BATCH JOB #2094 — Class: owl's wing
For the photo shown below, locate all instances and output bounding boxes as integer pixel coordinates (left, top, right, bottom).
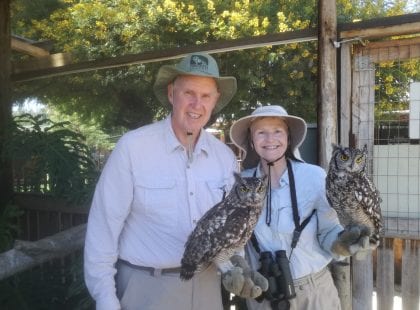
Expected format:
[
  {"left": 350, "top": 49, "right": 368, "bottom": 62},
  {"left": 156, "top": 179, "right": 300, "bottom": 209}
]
[
  {"left": 354, "top": 176, "right": 383, "bottom": 234},
  {"left": 354, "top": 178, "right": 382, "bottom": 214},
  {"left": 183, "top": 205, "right": 251, "bottom": 265}
]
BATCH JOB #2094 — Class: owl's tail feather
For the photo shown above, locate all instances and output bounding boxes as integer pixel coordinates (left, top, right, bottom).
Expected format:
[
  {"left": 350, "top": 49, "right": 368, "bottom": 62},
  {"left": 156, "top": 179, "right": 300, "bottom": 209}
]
[{"left": 180, "top": 262, "right": 196, "bottom": 281}]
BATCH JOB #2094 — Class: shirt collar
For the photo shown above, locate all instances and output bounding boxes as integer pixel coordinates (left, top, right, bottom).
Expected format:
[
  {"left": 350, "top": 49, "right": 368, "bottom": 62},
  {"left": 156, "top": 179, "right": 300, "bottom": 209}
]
[
  {"left": 255, "top": 160, "right": 291, "bottom": 188},
  {"left": 164, "top": 115, "right": 210, "bottom": 157}
]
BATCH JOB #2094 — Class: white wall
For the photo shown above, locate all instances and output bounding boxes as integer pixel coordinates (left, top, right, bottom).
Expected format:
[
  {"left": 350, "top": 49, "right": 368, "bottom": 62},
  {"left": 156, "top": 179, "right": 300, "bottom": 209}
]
[{"left": 373, "top": 144, "right": 420, "bottom": 219}]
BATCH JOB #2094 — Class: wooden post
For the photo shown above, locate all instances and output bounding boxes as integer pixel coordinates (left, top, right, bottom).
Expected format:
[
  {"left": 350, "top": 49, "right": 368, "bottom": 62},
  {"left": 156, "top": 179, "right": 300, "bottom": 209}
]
[
  {"left": 318, "top": 1, "right": 353, "bottom": 310},
  {"left": 0, "top": 0, "right": 13, "bottom": 209},
  {"left": 330, "top": 258, "right": 352, "bottom": 310},
  {"left": 376, "top": 238, "right": 395, "bottom": 310},
  {"left": 402, "top": 239, "right": 420, "bottom": 310},
  {"left": 351, "top": 53, "right": 376, "bottom": 310},
  {"left": 318, "top": 1, "right": 350, "bottom": 308},
  {"left": 339, "top": 42, "right": 352, "bottom": 147},
  {"left": 334, "top": 40, "right": 353, "bottom": 310},
  {"left": 317, "top": 0, "right": 337, "bottom": 169}
]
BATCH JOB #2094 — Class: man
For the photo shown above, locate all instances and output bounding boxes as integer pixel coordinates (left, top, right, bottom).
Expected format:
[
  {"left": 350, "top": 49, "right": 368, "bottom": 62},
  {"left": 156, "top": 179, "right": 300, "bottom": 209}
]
[{"left": 84, "top": 53, "right": 266, "bottom": 310}]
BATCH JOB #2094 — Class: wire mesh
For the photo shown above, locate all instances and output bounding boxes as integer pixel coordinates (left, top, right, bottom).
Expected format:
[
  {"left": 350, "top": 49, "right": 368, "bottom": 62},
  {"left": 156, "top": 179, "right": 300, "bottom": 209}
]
[{"left": 367, "top": 46, "right": 420, "bottom": 238}]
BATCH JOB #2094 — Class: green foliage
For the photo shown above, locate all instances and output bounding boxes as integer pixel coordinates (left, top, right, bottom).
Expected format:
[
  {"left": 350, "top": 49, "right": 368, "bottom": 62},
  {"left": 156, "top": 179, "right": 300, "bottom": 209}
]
[
  {"left": 10, "top": 0, "right": 415, "bottom": 130},
  {"left": 46, "top": 107, "right": 116, "bottom": 153},
  {"left": 0, "top": 253, "right": 94, "bottom": 310},
  {"left": 0, "top": 203, "right": 23, "bottom": 252},
  {"left": 3, "top": 114, "right": 98, "bottom": 205},
  {"left": 374, "top": 59, "right": 420, "bottom": 120},
  {"left": 11, "top": 0, "right": 325, "bottom": 129}
]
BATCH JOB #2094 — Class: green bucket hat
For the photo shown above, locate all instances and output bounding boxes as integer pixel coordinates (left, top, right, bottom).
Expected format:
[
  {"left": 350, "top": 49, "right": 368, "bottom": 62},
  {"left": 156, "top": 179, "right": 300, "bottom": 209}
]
[{"left": 153, "top": 53, "right": 237, "bottom": 114}]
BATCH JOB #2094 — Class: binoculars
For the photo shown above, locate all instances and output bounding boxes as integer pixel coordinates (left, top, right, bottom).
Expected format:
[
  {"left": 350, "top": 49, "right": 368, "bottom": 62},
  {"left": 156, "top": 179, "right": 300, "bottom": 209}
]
[{"left": 256, "top": 250, "right": 296, "bottom": 303}]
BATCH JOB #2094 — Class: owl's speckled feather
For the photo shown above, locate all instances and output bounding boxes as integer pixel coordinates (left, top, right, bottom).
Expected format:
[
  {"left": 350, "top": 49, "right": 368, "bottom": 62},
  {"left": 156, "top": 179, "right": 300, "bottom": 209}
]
[
  {"left": 180, "top": 172, "right": 267, "bottom": 280},
  {"left": 326, "top": 144, "right": 383, "bottom": 246}
]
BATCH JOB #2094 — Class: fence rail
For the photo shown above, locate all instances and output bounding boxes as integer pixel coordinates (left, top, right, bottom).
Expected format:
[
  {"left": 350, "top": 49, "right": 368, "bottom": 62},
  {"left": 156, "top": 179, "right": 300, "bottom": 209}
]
[{"left": 14, "top": 193, "right": 88, "bottom": 241}]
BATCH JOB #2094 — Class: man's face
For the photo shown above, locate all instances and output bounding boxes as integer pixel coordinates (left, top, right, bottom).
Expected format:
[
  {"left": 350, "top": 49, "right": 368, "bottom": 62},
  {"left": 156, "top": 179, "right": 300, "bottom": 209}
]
[{"left": 168, "top": 75, "right": 220, "bottom": 136}]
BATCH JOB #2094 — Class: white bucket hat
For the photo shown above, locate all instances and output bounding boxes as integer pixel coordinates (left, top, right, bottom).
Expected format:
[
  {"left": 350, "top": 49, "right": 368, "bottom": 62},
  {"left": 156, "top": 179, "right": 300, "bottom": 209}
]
[
  {"left": 153, "top": 53, "right": 237, "bottom": 114},
  {"left": 229, "top": 105, "right": 307, "bottom": 168}
]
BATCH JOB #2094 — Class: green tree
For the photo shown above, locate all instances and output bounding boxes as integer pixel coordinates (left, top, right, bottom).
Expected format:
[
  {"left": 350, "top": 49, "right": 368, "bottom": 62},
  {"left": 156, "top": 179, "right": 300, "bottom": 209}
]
[
  {"left": 10, "top": 0, "right": 318, "bottom": 131},
  {"left": 10, "top": 0, "right": 414, "bottom": 130}
]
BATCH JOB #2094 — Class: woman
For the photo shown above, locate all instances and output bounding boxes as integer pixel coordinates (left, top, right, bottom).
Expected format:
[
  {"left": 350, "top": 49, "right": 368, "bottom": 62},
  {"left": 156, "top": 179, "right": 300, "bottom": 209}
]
[{"left": 229, "top": 105, "right": 369, "bottom": 310}]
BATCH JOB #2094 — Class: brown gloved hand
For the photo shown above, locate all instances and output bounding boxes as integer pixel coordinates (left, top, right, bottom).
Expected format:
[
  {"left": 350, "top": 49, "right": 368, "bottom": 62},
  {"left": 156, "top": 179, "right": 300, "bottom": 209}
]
[
  {"left": 331, "top": 226, "right": 373, "bottom": 259},
  {"left": 221, "top": 255, "right": 268, "bottom": 299}
]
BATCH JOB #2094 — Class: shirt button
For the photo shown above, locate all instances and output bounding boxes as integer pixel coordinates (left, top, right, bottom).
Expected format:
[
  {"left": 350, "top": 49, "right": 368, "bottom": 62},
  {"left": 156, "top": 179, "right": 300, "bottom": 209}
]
[
  {"left": 187, "top": 165, "right": 190, "bottom": 169},
  {"left": 190, "top": 192, "right": 194, "bottom": 196}
]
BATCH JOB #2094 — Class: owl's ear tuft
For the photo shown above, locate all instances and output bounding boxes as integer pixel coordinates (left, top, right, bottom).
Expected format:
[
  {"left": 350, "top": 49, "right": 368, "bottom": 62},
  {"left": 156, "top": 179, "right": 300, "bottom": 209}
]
[
  {"left": 362, "top": 144, "right": 368, "bottom": 153},
  {"left": 332, "top": 143, "right": 342, "bottom": 152},
  {"left": 261, "top": 174, "right": 268, "bottom": 184},
  {"left": 233, "top": 172, "right": 243, "bottom": 183}
]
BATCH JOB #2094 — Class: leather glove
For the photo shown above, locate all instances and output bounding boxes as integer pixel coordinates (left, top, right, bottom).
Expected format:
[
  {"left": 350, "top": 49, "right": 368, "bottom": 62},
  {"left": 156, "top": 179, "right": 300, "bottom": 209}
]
[
  {"left": 331, "top": 226, "right": 373, "bottom": 260},
  {"left": 221, "top": 255, "right": 269, "bottom": 299}
]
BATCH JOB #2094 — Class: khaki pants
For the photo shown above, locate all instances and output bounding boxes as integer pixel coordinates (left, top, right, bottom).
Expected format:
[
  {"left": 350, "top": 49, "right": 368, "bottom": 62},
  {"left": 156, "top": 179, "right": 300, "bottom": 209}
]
[
  {"left": 247, "top": 267, "right": 341, "bottom": 310},
  {"left": 116, "top": 262, "right": 223, "bottom": 310}
]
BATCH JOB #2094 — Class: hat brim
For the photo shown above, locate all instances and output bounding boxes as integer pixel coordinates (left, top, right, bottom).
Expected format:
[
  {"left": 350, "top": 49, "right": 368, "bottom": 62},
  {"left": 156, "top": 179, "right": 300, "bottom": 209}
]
[
  {"left": 229, "top": 112, "right": 307, "bottom": 168},
  {"left": 153, "top": 66, "right": 237, "bottom": 115}
]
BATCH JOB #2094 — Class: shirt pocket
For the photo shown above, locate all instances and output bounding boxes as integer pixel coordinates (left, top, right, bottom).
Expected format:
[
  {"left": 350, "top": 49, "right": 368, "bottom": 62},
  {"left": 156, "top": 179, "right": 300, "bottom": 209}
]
[
  {"left": 206, "top": 179, "right": 230, "bottom": 206},
  {"left": 274, "top": 206, "right": 295, "bottom": 234},
  {"left": 133, "top": 177, "right": 178, "bottom": 227}
]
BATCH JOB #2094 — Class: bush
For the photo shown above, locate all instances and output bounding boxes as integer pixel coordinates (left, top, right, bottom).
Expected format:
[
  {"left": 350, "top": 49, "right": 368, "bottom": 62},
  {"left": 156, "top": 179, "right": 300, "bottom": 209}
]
[{"left": 3, "top": 113, "right": 99, "bottom": 205}]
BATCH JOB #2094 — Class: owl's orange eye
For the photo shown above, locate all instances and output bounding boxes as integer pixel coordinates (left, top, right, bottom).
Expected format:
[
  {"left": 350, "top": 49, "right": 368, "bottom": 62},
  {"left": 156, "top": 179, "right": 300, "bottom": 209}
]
[
  {"left": 340, "top": 154, "right": 349, "bottom": 161},
  {"left": 355, "top": 156, "right": 363, "bottom": 164},
  {"left": 240, "top": 186, "right": 249, "bottom": 192}
]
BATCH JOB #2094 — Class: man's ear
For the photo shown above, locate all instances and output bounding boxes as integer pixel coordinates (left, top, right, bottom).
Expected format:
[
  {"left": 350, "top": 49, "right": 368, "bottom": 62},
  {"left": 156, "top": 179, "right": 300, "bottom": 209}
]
[{"left": 167, "top": 83, "right": 174, "bottom": 106}]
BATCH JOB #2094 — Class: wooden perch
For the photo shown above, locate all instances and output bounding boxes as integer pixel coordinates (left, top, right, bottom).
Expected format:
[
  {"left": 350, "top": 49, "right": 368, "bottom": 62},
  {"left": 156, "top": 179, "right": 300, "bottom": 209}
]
[{"left": 0, "top": 224, "right": 86, "bottom": 281}]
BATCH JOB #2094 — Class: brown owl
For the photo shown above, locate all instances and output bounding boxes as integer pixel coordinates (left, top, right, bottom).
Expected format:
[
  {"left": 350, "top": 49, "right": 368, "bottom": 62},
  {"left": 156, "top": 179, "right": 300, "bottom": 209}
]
[
  {"left": 180, "top": 172, "right": 267, "bottom": 280},
  {"left": 326, "top": 144, "right": 383, "bottom": 248}
]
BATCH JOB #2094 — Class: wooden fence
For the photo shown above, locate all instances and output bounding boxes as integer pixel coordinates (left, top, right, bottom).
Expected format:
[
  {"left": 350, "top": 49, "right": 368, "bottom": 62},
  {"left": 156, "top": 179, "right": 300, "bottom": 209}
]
[
  {"left": 13, "top": 193, "right": 248, "bottom": 310},
  {"left": 375, "top": 236, "right": 420, "bottom": 310},
  {"left": 14, "top": 193, "right": 88, "bottom": 241},
  {"left": 13, "top": 193, "right": 420, "bottom": 310}
]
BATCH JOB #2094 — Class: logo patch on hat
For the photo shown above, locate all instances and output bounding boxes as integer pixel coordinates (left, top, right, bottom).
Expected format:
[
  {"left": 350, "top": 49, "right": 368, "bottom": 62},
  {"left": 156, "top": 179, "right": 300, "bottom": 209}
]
[{"left": 190, "top": 55, "right": 208, "bottom": 72}]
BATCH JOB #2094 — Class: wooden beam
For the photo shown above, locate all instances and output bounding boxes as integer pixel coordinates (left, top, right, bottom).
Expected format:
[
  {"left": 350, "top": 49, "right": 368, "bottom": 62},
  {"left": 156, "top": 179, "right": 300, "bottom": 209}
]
[
  {"left": 12, "top": 52, "right": 73, "bottom": 74},
  {"left": 11, "top": 37, "right": 50, "bottom": 57},
  {"left": 339, "top": 12, "right": 420, "bottom": 39},
  {"left": 11, "top": 12, "right": 420, "bottom": 82},
  {"left": 354, "top": 36, "right": 420, "bottom": 63},
  {"left": 12, "top": 28, "right": 317, "bottom": 82}
]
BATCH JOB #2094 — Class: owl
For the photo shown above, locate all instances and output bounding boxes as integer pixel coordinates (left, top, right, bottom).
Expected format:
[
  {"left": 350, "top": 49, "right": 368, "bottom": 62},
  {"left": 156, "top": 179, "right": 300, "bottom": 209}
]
[
  {"left": 180, "top": 172, "right": 267, "bottom": 280},
  {"left": 326, "top": 144, "right": 383, "bottom": 247}
]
